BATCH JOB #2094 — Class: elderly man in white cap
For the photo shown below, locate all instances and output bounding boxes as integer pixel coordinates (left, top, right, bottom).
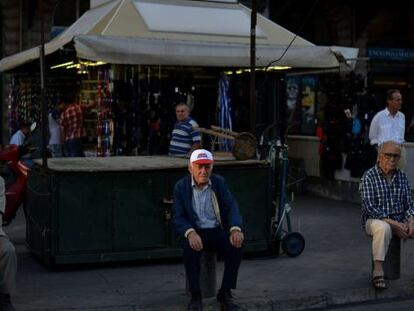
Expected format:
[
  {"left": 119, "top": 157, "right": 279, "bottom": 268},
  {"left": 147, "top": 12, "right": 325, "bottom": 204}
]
[
  {"left": 0, "top": 177, "right": 17, "bottom": 311},
  {"left": 172, "top": 149, "right": 244, "bottom": 311}
]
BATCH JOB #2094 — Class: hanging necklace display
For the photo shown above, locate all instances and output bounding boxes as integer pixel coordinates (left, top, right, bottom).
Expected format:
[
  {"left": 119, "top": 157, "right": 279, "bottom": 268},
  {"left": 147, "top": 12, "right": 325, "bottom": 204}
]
[
  {"left": 8, "top": 77, "right": 18, "bottom": 137},
  {"left": 96, "top": 67, "right": 113, "bottom": 157}
]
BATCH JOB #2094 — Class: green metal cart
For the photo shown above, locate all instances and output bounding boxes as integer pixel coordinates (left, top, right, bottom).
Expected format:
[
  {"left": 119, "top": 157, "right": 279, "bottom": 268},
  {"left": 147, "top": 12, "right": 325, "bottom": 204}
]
[{"left": 26, "top": 156, "right": 272, "bottom": 265}]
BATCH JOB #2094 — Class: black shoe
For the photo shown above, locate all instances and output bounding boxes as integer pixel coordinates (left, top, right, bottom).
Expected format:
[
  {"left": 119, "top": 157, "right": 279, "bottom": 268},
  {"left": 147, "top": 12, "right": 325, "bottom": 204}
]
[
  {"left": 187, "top": 295, "right": 202, "bottom": 311},
  {"left": 217, "top": 289, "right": 240, "bottom": 311},
  {"left": 0, "top": 294, "right": 16, "bottom": 311}
]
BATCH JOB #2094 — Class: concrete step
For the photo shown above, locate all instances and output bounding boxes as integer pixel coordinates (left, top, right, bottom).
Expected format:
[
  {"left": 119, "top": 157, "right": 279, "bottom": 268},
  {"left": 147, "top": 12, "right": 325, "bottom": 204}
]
[{"left": 303, "top": 176, "right": 361, "bottom": 204}]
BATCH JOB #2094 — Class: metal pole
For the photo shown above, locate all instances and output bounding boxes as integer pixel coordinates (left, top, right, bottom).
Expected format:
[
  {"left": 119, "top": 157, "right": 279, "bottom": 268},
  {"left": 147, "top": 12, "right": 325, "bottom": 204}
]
[
  {"left": 249, "top": 0, "right": 257, "bottom": 134},
  {"left": 19, "top": 0, "right": 23, "bottom": 51},
  {"left": 40, "top": 0, "right": 48, "bottom": 167},
  {"left": 76, "top": 0, "right": 80, "bottom": 19}
]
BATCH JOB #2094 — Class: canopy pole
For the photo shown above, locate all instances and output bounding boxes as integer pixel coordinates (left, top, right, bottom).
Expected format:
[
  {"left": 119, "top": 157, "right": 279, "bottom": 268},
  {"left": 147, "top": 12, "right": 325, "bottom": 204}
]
[
  {"left": 39, "top": 0, "right": 48, "bottom": 167},
  {"left": 249, "top": 0, "right": 257, "bottom": 135}
]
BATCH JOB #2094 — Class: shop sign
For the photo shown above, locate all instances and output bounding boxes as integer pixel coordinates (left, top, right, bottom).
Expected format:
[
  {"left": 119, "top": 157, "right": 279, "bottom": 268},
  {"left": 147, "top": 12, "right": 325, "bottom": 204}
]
[{"left": 367, "top": 47, "right": 414, "bottom": 61}]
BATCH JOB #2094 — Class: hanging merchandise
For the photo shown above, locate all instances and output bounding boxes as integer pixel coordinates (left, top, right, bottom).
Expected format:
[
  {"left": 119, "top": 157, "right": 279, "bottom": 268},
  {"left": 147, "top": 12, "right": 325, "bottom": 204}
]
[
  {"left": 186, "top": 90, "right": 195, "bottom": 112},
  {"left": 96, "top": 67, "right": 114, "bottom": 157},
  {"left": 8, "top": 78, "right": 18, "bottom": 137},
  {"left": 8, "top": 77, "right": 39, "bottom": 137},
  {"left": 300, "top": 75, "right": 316, "bottom": 134},
  {"left": 218, "top": 74, "right": 233, "bottom": 151},
  {"left": 286, "top": 76, "right": 301, "bottom": 134}
]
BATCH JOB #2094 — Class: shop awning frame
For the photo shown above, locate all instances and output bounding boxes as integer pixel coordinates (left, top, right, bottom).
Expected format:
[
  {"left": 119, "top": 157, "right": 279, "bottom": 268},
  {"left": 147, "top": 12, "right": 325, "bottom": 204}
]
[{"left": 0, "top": 0, "right": 359, "bottom": 72}]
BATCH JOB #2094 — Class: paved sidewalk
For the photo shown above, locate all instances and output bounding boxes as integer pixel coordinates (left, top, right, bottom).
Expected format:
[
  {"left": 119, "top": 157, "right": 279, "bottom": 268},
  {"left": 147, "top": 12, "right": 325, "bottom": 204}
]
[{"left": 5, "top": 196, "right": 414, "bottom": 311}]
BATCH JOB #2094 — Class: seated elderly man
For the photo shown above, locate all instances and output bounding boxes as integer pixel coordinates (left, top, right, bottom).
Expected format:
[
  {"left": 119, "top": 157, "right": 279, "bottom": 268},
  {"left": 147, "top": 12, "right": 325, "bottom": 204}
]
[
  {"left": 359, "top": 141, "right": 414, "bottom": 289},
  {"left": 172, "top": 149, "right": 244, "bottom": 311}
]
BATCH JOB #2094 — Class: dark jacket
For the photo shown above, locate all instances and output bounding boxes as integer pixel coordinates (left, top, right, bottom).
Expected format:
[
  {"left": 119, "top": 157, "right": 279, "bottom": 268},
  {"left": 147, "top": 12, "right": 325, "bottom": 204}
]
[{"left": 172, "top": 174, "right": 243, "bottom": 238}]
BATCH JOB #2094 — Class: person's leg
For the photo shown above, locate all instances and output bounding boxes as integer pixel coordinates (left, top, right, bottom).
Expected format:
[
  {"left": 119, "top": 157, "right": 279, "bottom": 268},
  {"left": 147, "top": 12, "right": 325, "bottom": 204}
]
[
  {"left": 366, "top": 219, "right": 392, "bottom": 264},
  {"left": 183, "top": 240, "right": 203, "bottom": 293},
  {"left": 0, "top": 236, "right": 17, "bottom": 310},
  {"left": 49, "top": 144, "right": 63, "bottom": 158},
  {"left": 206, "top": 228, "right": 242, "bottom": 310},
  {"left": 183, "top": 235, "right": 203, "bottom": 310},
  {"left": 365, "top": 219, "right": 392, "bottom": 288},
  {"left": 67, "top": 139, "right": 84, "bottom": 157},
  {"left": 72, "top": 138, "right": 85, "bottom": 157},
  {"left": 66, "top": 140, "right": 75, "bottom": 157},
  {"left": 214, "top": 232, "right": 242, "bottom": 291}
]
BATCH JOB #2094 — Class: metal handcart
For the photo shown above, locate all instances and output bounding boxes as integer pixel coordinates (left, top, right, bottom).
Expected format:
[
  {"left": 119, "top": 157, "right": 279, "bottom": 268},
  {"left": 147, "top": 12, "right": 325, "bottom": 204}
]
[{"left": 259, "top": 124, "right": 306, "bottom": 257}]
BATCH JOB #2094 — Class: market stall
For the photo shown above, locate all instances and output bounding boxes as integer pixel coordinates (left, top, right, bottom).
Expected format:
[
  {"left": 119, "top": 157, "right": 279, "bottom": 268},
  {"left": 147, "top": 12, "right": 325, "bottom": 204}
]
[
  {"left": 26, "top": 156, "right": 271, "bottom": 265},
  {"left": 0, "top": 0, "right": 359, "bottom": 265},
  {"left": 0, "top": 0, "right": 358, "bottom": 157}
]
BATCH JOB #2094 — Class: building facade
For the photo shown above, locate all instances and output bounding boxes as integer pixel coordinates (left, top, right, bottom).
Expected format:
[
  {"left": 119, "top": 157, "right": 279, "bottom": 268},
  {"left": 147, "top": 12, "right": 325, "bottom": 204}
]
[
  {"left": 2, "top": 0, "right": 414, "bottom": 145},
  {"left": 0, "top": 0, "right": 89, "bottom": 144}
]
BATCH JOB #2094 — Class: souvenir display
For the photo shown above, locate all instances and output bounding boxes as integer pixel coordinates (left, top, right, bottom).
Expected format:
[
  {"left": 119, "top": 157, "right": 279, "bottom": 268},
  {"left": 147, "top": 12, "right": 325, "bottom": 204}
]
[{"left": 95, "top": 68, "right": 113, "bottom": 157}]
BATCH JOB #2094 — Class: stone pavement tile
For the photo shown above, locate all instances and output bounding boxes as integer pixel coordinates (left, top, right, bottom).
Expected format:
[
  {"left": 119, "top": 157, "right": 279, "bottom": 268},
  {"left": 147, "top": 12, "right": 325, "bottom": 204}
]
[{"left": 8, "top": 196, "right": 414, "bottom": 311}]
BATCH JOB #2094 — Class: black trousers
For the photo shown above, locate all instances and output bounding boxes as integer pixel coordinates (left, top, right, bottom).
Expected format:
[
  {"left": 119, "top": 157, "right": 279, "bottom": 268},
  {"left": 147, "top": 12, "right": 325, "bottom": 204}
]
[{"left": 183, "top": 227, "right": 243, "bottom": 293}]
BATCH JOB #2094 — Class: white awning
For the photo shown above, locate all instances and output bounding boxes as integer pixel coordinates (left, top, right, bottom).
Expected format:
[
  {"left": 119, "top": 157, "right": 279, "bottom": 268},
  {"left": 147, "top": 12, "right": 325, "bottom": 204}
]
[
  {"left": 74, "top": 35, "right": 356, "bottom": 68},
  {"left": 0, "top": 0, "right": 358, "bottom": 72}
]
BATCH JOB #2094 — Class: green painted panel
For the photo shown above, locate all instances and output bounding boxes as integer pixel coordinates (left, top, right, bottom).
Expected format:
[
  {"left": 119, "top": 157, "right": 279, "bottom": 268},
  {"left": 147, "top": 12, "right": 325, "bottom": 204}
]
[
  {"left": 58, "top": 173, "right": 112, "bottom": 252},
  {"left": 26, "top": 163, "right": 272, "bottom": 265},
  {"left": 113, "top": 172, "right": 168, "bottom": 249},
  {"left": 216, "top": 167, "right": 272, "bottom": 243},
  {"left": 26, "top": 169, "right": 53, "bottom": 263}
]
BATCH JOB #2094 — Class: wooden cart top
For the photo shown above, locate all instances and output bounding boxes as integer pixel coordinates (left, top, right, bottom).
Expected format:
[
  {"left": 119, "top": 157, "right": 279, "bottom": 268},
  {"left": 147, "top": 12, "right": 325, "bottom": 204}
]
[{"left": 34, "top": 156, "right": 267, "bottom": 172}]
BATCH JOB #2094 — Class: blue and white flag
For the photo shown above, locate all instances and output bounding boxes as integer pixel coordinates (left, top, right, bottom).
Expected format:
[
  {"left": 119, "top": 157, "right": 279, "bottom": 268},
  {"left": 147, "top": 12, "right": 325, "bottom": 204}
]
[{"left": 218, "top": 75, "right": 232, "bottom": 151}]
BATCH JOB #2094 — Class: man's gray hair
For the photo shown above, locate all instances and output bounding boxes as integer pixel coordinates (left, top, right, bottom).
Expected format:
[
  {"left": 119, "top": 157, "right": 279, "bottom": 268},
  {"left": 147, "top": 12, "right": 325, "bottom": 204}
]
[
  {"left": 175, "top": 102, "right": 189, "bottom": 109},
  {"left": 378, "top": 141, "right": 401, "bottom": 154}
]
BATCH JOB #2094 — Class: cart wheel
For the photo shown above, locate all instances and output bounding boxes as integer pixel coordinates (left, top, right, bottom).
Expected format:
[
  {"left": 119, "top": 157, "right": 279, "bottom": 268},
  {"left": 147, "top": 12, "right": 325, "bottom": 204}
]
[{"left": 281, "top": 232, "right": 305, "bottom": 257}]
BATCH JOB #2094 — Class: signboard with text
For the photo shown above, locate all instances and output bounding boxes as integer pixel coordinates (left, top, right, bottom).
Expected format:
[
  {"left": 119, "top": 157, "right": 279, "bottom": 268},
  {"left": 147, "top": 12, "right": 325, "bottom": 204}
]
[{"left": 367, "top": 47, "right": 414, "bottom": 61}]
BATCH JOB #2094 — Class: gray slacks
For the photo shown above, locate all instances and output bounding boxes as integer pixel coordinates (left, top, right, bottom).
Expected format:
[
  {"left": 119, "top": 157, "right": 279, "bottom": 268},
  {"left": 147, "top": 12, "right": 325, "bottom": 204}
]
[{"left": 0, "top": 236, "right": 17, "bottom": 294}]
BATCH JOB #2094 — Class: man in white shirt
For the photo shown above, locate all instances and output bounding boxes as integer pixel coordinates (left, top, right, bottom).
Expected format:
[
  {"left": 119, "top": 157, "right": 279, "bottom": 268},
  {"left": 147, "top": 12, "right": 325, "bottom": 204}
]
[{"left": 369, "top": 89, "right": 406, "bottom": 169}]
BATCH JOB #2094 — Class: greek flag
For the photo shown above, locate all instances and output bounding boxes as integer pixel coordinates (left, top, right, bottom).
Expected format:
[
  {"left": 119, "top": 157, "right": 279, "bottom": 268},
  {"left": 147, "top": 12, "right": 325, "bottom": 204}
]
[{"left": 218, "top": 75, "right": 232, "bottom": 151}]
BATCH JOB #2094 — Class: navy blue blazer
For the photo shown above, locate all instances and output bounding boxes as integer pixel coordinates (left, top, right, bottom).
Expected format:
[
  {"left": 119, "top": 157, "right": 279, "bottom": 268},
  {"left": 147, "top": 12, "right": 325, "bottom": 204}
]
[{"left": 172, "top": 174, "right": 243, "bottom": 238}]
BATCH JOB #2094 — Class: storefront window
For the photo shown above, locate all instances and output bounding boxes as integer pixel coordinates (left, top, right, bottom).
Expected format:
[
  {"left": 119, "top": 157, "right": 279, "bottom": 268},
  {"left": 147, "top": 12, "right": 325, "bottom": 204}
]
[{"left": 286, "top": 74, "right": 317, "bottom": 135}]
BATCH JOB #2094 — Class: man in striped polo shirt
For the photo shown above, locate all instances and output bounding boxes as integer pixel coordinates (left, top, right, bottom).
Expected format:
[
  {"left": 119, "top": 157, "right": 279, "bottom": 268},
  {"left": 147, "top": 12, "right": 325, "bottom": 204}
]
[{"left": 169, "top": 103, "right": 201, "bottom": 157}]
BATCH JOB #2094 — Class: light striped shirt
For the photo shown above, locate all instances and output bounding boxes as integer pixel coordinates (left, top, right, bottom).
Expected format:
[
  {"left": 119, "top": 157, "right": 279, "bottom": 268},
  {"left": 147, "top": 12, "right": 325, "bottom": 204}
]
[
  {"left": 369, "top": 108, "right": 405, "bottom": 145},
  {"left": 191, "top": 179, "right": 219, "bottom": 229},
  {"left": 169, "top": 117, "right": 201, "bottom": 156}
]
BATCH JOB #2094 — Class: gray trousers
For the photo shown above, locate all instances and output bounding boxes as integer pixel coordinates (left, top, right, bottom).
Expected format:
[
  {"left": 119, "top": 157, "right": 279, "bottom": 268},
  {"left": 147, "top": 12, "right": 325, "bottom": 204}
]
[{"left": 0, "top": 236, "right": 17, "bottom": 294}]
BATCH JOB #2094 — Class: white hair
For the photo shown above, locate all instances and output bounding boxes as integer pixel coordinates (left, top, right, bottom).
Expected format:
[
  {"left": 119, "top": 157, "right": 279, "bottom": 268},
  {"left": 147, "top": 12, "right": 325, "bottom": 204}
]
[{"left": 378, "top": 141, "right": 401, "bottom": 154}]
